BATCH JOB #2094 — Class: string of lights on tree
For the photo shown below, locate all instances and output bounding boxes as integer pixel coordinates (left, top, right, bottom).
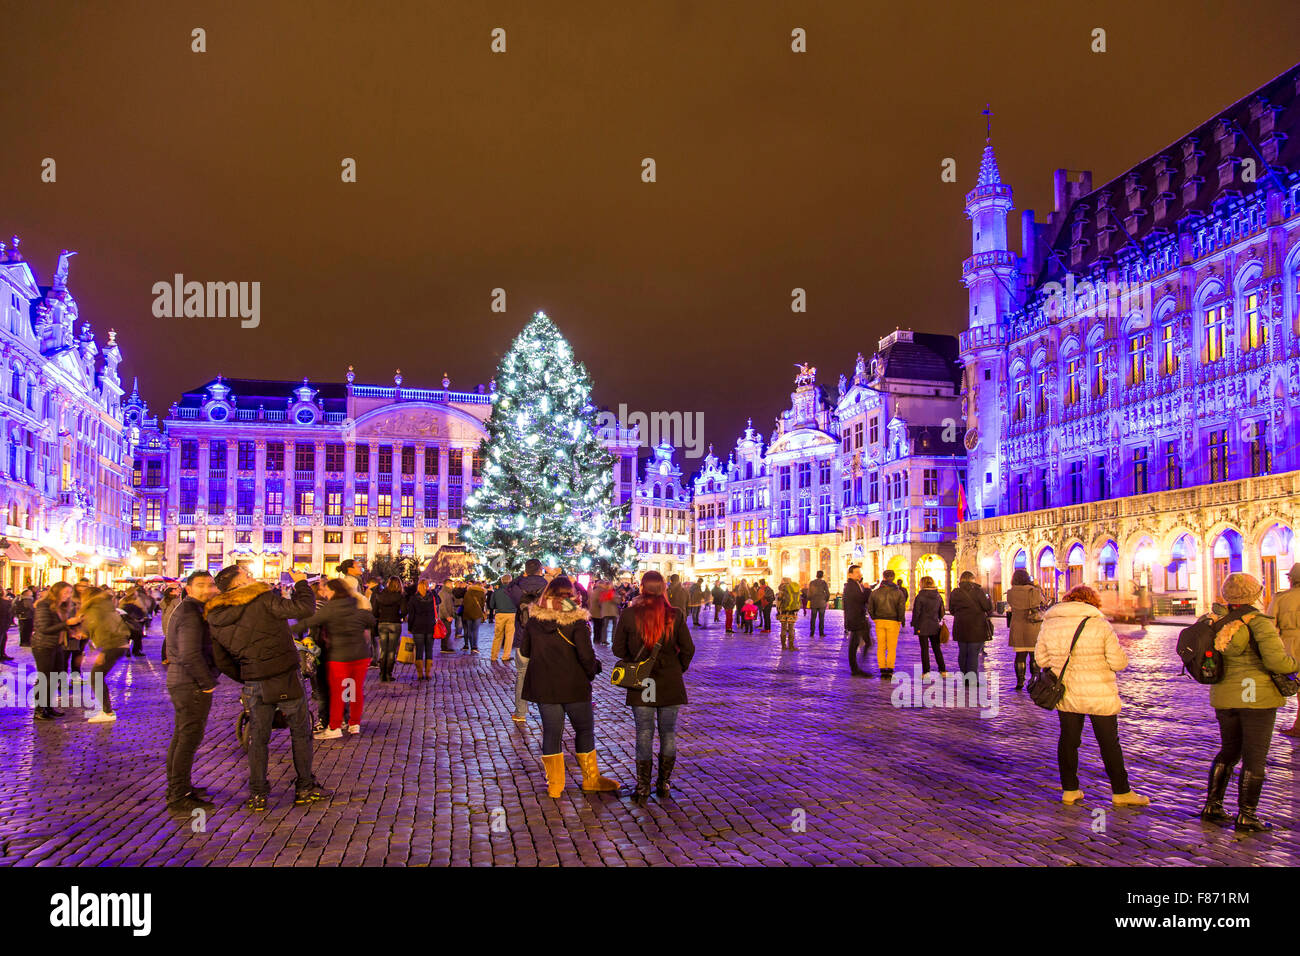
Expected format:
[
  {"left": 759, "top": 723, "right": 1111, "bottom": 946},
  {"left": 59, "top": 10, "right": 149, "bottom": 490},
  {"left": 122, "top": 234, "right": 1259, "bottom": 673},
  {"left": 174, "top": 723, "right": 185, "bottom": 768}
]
[{"left": 460, "top": 311, "right": 638, "bottom": 578}]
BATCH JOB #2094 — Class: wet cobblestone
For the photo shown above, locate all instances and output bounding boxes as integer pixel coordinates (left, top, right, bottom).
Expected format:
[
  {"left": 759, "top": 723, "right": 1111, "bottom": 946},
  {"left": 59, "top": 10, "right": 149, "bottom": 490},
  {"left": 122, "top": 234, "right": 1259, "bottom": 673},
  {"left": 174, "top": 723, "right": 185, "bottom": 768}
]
[{"left": 0, "top": 611, "right": 1296, "bottom": 866}]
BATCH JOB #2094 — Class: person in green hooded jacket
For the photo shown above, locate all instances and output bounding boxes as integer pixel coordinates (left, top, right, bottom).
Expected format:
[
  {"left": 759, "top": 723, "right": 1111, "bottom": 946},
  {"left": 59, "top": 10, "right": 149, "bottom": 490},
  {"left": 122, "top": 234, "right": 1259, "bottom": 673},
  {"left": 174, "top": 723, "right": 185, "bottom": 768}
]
[{"left": 1200, "top": 572, "right": 1299, "bottom": 832}]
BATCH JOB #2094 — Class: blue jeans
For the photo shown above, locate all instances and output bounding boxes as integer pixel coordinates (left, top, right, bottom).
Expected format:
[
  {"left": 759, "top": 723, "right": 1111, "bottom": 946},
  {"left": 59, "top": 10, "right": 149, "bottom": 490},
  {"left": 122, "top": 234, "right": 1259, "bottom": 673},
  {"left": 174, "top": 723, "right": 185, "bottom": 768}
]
[
  {"left": 808, "top": 608, "right": 826, "bottom": 634},
  {"left": 539, "top": 701, "right": 595, "bottom": 754},
  {"left": 462, "top": 616, "right": 481, "bottom": 650},
  {"left": 957, "top": 642, "right": 983, "bottom": 679},
  {"left": 633, "top": 704, "right": 681, "bottom": 762},
  {"left": 411, "top": 632, "right": 433, "bottom": 660},
  {"left": 243, "top": 679, "right": 313, "bottom": 795}
]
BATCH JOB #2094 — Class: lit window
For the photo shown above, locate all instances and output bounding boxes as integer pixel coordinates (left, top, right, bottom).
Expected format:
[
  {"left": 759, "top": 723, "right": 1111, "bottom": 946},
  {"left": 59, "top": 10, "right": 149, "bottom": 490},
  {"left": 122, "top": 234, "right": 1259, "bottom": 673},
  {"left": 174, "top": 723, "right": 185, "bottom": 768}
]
[
  {"left": 1204, "top": 305, "right": 1226, "bottom": 362},
  {"left": 1244, "top": 292, "right": 1266, "bottom": 351}
]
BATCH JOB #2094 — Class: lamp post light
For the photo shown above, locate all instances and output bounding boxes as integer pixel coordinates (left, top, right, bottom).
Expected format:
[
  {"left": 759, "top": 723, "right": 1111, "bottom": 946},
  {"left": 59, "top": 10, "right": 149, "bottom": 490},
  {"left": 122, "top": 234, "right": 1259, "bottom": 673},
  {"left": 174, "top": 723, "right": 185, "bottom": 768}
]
[
  {"left": 979, "top": 555, "right": 993, "bottom": 596},
  {"left": 1135, "top": 545, "right": 1156, "bottom": 626}
]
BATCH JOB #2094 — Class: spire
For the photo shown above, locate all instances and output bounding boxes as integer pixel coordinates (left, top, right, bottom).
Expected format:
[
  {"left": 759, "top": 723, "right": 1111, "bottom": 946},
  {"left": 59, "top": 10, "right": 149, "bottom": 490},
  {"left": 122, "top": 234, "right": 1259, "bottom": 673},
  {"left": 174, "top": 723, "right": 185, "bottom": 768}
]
[
  {"left": 977, "top": 145, "right": 1002, "bottom": 187},
  {"left": 976, "top": 104, "right": 1004, "bottom": 187}
]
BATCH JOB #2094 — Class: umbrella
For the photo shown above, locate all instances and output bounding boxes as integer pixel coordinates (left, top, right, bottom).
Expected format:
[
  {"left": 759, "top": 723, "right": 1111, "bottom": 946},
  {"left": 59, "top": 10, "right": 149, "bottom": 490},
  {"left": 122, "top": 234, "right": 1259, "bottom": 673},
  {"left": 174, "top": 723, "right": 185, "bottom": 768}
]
[{"left": 419, "top": 545, "right": 474, "bottom": 585}]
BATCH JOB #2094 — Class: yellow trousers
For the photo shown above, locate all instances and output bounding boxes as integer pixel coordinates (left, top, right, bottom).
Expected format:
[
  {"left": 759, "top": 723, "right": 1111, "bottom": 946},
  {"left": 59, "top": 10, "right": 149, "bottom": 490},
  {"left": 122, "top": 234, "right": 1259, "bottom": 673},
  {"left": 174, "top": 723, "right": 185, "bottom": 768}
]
[
  {"left": 875, "top": 620, "right": 901, "bottom": 670},
  {"left": 490, "top": 615, "right": 516, "bottom": 661}
]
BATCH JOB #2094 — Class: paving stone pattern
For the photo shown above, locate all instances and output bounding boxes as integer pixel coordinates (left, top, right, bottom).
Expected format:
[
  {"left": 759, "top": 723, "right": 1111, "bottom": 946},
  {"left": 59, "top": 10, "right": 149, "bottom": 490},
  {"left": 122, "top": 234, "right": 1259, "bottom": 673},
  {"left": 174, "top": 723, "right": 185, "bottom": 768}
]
[{"left": 0, "top": 610, "right": 1296, "bottom": 866}]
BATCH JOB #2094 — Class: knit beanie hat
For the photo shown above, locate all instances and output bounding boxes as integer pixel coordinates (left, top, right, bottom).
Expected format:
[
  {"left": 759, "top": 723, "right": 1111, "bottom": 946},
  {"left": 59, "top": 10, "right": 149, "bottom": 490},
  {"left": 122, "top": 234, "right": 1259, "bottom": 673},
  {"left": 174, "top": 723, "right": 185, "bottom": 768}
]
[{"left": 1220, "top": 572, "right": 1262, "bottom": 606}]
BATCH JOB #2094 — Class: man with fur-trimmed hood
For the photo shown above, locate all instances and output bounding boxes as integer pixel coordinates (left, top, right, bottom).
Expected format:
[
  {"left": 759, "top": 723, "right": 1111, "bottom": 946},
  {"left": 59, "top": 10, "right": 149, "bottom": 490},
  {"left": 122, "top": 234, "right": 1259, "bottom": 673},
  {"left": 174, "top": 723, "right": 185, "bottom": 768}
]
[{"left": 205, "top": 565, "right": 327, "bottom": 811}]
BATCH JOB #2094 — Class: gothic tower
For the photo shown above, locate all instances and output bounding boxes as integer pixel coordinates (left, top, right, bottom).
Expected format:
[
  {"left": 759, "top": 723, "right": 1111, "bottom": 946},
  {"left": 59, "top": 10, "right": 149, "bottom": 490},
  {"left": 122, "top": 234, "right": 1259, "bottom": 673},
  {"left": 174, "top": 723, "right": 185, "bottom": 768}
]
[{"left": 959, "top": 114, "right": 1018, "bottom": 518}]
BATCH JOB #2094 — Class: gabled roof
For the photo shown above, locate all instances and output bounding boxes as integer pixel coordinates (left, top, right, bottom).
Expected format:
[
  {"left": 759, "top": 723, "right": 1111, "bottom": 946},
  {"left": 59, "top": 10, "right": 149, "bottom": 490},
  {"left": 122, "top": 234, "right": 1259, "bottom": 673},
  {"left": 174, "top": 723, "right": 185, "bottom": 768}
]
[
  {"left": 875, "top": 332, "right": 961, "bottom": 388},
  {"left": 1037, "top": 61, "right": 1300, "bottom": 285}
]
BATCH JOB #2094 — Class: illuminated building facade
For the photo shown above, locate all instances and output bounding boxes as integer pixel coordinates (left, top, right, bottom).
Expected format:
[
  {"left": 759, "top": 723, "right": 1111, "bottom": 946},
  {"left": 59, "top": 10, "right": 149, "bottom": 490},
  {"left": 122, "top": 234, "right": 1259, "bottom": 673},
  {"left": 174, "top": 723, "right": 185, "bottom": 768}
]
[{"left": 957, "top": 64, "right": 1300, "bottom": 614}]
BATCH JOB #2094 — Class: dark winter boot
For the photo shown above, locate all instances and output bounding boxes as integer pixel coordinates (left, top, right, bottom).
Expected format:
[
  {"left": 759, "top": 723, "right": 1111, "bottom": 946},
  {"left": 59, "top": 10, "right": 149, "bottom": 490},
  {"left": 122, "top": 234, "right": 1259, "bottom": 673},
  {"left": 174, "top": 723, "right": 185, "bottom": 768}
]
[
  {"left": 1235, "top": 770, "right": 1271, "bottom": 832},
  {"left": 655, "top": 753, "right": 676, "bottom": 798},
  {"left": 1199, "top": 758, "right": 1233, "bottom": 824},
  {"left": 632, "top": 759, "right": 653, "bottom": 807}
]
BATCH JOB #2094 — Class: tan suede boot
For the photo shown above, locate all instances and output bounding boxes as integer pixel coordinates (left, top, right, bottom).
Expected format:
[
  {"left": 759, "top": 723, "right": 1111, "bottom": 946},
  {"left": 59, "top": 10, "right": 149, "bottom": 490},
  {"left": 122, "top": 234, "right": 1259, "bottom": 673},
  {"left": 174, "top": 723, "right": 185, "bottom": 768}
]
[
  {"left": 542, "top": 753, "right": 566, "bottom": 798},
  {"left": 577, "top": 750, "right": 620, "bottom": 792}
]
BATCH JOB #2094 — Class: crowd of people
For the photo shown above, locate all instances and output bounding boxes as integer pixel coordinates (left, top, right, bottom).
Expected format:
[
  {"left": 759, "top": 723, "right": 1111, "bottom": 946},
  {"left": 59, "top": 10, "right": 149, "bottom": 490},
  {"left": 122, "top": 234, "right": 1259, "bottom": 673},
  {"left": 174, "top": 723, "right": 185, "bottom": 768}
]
[{"left": 5, "top": 557, "right": 1299, "bottom": 834}]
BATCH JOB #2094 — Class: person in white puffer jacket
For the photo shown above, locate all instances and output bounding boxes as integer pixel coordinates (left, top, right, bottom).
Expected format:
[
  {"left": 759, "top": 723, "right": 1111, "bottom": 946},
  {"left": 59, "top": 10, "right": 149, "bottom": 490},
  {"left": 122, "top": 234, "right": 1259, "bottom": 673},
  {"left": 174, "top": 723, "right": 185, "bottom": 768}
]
[{"left": 1034, "top": 585, "right": 1149, "bottom": 808}]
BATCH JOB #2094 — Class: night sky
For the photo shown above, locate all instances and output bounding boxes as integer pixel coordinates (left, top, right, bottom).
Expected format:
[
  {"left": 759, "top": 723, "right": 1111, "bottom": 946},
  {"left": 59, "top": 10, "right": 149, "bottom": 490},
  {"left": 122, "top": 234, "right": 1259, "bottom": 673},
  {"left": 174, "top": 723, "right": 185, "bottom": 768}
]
[{"left": 3, "top": 1, "right": 1296, "bottom": 466}]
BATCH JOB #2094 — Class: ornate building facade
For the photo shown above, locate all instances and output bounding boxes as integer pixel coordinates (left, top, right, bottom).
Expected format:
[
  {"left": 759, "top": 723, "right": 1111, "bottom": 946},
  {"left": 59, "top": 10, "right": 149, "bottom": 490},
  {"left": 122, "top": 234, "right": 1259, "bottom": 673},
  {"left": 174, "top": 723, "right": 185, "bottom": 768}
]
[
  {"left": 957, "top": 63, "right": 1300, "bottom": 615},
  {"left": 766, "top": 368, "right": 845, "bottom": 591},
  {"left": 690, "top": 446, "right": 729, "bottom": 581},
  {"left": 148, "top": 371, "right": 641, "bottom": 578},
  {"left": 0, "top": 242, "right": 133, "bottom": 589},
  {"left": 837, "top": 333, "right": 966, "bottom": 594},
  {"left": 630, "top": 441, "right": 692, "bottom": 579}
]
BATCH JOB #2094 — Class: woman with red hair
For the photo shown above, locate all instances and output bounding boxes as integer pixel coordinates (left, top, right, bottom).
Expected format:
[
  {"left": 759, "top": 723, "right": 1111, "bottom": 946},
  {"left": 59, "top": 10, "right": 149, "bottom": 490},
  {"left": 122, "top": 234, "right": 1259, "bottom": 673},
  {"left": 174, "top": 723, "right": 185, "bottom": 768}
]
[
  {"left": 612, "top": 570, "right": 696, "bottom": 806},
  {"left": 1034, "top": 585, "right": 1148, "bottom": 808}
]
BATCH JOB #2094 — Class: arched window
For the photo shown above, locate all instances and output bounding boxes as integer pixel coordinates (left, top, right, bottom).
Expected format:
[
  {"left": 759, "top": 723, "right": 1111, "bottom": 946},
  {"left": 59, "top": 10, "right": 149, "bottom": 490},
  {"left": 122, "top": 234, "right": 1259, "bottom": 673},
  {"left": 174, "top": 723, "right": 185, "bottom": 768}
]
[
  {"left": 10, "top": 367, "right": 20, "bottom": 399},
  {"left": 745, "top": 462, "right": 754, "bottom": 480},
  {"left": 1128, "top": 327, "right": 1150, "bottom": 385},
  {"left": 1098, "top": 541, "right": 1119, "bottom": 581},
  {"left": 1241, "top": 276, "right": 1266, "bottom": 352},
  {"left": 1203, "top": 291, "right": 1227, "bottom": 363},
  {"left": 1012, "top": 374, "right": 1028, "bottom": 422}
]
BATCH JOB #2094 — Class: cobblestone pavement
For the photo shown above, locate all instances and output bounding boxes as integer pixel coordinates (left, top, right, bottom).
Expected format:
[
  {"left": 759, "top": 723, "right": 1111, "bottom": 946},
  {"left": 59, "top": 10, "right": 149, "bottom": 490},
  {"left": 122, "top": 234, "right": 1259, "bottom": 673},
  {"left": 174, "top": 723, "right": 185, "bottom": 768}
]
[{"left": 0, "top": 610, "right": 1297, "bottom": 866}]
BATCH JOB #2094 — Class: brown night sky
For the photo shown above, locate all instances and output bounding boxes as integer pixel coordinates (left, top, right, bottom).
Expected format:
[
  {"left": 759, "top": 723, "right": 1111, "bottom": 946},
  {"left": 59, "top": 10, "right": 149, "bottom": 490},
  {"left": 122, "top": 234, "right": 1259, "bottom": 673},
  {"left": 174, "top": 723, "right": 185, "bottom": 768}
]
[{"left": 2, "top": 1, "right": 1297, "bottom": 462}]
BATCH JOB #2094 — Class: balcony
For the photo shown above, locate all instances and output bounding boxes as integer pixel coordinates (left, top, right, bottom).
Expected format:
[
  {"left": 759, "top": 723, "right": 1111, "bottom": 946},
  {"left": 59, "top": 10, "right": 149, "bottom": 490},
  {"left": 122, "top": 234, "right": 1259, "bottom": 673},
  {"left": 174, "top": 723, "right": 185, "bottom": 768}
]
[
  {"left": 401, "top": 517, "right": 415, "bottom": 528},
  {"left": 324, "top": 515, "right": 344, "bottom": 527}
]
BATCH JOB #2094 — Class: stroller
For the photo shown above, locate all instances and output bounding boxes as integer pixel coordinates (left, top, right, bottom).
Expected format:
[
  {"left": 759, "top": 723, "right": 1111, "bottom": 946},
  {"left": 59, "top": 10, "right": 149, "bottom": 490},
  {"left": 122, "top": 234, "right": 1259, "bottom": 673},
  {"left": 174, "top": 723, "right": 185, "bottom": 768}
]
[{"left": 235, "top": 637, "right": 321, "bottom": 751}]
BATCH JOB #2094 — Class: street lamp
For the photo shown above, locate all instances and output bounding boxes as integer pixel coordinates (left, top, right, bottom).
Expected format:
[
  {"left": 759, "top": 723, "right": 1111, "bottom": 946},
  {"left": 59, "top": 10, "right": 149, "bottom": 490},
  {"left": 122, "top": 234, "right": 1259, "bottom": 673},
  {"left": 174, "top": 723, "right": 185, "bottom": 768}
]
[{"left": 979, "top": 555, "right": 993, "bottom": 595}]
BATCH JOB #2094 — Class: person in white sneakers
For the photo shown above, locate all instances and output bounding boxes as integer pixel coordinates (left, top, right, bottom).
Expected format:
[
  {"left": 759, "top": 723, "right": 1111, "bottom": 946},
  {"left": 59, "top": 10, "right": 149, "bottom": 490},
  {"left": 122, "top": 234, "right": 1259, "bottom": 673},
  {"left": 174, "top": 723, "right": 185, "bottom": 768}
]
[
  {"left": 1034, "top": 585, "right": 1148, "bottom": 808},
  {"left": 290, "top": 579, "right": 377, "bottom": 740},
  {"left": 79, "top": 587, "right": 134, "bottom": 723}
]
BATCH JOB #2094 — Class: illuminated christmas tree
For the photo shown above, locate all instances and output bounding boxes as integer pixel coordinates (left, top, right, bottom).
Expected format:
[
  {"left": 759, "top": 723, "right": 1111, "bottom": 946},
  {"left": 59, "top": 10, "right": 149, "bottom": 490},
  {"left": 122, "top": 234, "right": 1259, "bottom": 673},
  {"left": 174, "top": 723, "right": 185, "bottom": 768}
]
[{"left": 461, "top": 311, "right": 637, "bottom": 578}]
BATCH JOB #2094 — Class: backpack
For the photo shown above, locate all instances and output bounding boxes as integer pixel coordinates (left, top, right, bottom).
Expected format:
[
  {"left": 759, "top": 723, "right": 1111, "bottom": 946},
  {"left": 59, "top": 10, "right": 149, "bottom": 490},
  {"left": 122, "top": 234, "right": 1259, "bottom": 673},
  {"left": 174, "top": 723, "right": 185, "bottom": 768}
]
[{"left": 1176, "top": 607, "right": 1250, "bottom": 684}]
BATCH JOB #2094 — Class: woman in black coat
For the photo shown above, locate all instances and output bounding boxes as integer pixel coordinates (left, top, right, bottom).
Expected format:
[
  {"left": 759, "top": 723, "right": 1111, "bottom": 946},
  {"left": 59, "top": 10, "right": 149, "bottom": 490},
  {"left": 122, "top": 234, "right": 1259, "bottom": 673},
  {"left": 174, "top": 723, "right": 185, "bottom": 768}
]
[
  {"left": 518, "top": 575, "right": 619, "bottom": 798},
  {"left": 612, "top": 570, "right": 696, "bottom": 805},
  {"left": 291, "top": 580, "right": 377, "bottom": 738},
  {"left": 32, "top": 582, "right": 75, "bottom": 719},
  {"left": 405, "top": 580, "right": 438, "bottom": 682},
  {"left": 370, "top": 578, "right": 406, "bottom": 682},
  {"left": 948, "top": 571, "right": 993, "bottom": 679},
  {"left": 910, "top": 576, "right": 947, "bottom": 676}
]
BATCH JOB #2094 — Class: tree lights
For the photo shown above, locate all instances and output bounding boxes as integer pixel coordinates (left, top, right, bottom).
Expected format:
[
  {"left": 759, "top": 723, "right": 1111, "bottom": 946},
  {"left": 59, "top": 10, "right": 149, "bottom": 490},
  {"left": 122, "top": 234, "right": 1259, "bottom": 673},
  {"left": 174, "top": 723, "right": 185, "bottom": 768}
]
[{"left": 460, "top": 312, "right": 637, "bottom": 578}]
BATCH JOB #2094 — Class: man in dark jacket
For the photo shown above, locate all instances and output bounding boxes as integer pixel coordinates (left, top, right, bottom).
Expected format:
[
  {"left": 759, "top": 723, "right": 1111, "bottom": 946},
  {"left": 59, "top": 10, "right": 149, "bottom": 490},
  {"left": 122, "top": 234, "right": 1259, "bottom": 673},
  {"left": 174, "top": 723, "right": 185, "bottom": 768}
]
[
  {"left": 867, "top": 569, "right": 907, "bottom": 678},
  {"left": 505, "top": 558, "right": 548, "bottom": 723},
  {"left": 710, "top": 582, "right": 725, "bottom": 623},
  {"left": 165, "top": 571, "right": 221, "bottom": 814},
  {"left": 807, "top": 570, "right": 830, "bottom": 637},
  {"left": 205, "top": 565, "right": 327, "bottom": 811},
  {"left": 843, "top": 565, "right": 873, "bottom": 677}
]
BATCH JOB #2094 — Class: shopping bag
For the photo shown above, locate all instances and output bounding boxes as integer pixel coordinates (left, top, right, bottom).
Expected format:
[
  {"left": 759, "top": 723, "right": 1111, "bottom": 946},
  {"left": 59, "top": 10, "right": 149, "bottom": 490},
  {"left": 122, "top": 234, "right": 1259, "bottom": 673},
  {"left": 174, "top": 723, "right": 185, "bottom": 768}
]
[{"left": 396, "top": 635, "right": 416, "bottom": 664}]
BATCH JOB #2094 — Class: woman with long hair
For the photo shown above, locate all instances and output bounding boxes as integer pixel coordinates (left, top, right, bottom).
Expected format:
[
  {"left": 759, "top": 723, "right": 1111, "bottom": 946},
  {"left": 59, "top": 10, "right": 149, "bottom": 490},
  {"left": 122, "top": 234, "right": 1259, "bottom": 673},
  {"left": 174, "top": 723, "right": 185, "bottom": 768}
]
[
  {"left": 371, "top": 576, "right": 406, "bottom": 682},
  {"left": 1007, "top": 568, "right": 1046, "bottom": 690},
  {"left": 518, "top": 575, "right": 618, "bottom": 798},
  {"left": 612, "top": 570, "right": 696, "bottom": 805},
  {"left": 291, "top": 579, "right": 378, "bottom": 738},
  {"left": 32, "top": 582, "right": 75, "bottom": 719},
  {"left": 1034, "top": 585, "right": 1148, "bottom": 807}
]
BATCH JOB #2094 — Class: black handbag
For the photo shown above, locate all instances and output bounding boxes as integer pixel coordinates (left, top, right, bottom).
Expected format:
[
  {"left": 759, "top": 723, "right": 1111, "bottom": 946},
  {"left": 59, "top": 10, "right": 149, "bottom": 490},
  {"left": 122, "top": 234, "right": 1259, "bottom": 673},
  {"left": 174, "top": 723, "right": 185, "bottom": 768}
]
[
  {"left": 1247, "top": 634, "right": 1300, "bottom": 697},
  {"left": 611, "top": 631, "right": 668, "bottom": 689},
  {"left": 1027, "top": 618, "right": 1089, "bottom": 710}
]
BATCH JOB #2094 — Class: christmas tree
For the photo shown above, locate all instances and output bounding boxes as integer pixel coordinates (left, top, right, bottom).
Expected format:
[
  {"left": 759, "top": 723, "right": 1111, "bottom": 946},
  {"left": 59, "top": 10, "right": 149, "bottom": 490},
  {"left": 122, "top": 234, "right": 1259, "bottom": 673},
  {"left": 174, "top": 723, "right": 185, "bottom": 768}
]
[{"left": 461, "top": 311, "right": 638, "bottom": 578}]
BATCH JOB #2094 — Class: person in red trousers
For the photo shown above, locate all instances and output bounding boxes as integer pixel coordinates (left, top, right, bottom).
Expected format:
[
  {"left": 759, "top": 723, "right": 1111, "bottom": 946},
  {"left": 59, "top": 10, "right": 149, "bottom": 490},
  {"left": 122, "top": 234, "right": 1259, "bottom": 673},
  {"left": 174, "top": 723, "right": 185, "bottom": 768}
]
[{"left": 291, "top": 579, "right": 377, "bottom": 739}]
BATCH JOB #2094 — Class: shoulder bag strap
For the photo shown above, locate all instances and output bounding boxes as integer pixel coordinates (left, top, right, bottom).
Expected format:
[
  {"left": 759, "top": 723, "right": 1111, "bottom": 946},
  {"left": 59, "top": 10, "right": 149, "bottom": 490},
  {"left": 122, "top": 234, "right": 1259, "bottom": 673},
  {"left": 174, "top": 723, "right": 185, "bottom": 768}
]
[{"left": 1057, "top": 618, "right": 1089, "bottom": 680}]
